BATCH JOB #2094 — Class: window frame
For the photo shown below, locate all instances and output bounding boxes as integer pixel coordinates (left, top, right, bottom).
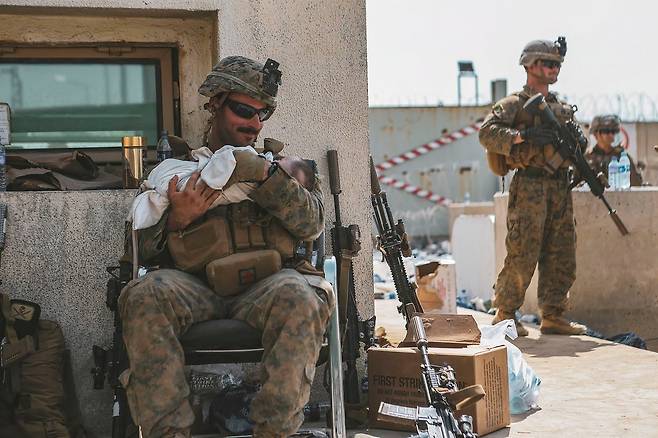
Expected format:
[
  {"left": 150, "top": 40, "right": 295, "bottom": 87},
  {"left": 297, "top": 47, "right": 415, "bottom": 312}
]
[{"left": 0, "top": 44, "right": 179, "bottom": 164}]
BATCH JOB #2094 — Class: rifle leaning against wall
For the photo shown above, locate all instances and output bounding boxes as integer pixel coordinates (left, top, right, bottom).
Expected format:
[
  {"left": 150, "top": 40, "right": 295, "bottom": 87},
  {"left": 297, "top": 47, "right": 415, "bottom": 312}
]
[
  {"left": 327, "top": 150, "right": 376, "bottom": 423},
  {"left": 369, "top": 157, "right": 423, "bottom": 323},
  {"left": 523, "top": 93, "right": 629, "bottom": 236},
  {"left": 91, "top": 261, "right": 135, "bottom": 438},
  {"left": 378, "top": 315, "right": 483, "bottom": 438}
]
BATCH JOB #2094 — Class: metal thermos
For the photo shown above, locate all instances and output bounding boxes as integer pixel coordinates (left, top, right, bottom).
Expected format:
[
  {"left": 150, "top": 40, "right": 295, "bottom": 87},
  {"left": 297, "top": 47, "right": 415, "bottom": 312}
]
[{"left": 122, "top": 136, "right": 146, "bottom": 188}]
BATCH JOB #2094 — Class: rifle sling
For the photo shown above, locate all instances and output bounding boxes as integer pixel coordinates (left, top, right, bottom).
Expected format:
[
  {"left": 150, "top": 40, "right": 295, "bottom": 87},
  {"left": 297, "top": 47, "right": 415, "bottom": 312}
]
[{"left": 337, "top": 254, "right": 352, "bottom": 327}]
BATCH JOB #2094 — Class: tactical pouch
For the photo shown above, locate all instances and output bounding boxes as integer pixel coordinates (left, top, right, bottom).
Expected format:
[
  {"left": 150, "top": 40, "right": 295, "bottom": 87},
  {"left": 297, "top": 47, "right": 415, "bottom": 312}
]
[
  {"left": 167, "top": 200, "right": 298, "bottom": 274},
  {"left": 14, "top": 320, "right": 70, "bottom": 438},
  {"left": 206, "top": 249, "right": 282, "bottom": 297},
  {"left": 167, "top": 214, "right": 234, "bottom": 273},
  {"left": 486, "top": 150, "right": 510, "bottom": 176},
  {"left": 264, "top": 220, "right": 296, "bottom": 260}
]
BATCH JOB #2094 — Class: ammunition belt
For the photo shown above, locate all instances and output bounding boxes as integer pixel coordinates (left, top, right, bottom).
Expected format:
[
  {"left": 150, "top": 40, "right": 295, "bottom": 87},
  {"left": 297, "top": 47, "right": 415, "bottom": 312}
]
[{"left": 516, "top": 167, "right": 569, "bottom": 180}]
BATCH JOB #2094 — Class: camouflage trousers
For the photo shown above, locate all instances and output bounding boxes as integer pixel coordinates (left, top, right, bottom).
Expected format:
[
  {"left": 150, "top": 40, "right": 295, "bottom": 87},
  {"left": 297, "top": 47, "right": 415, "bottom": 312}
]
[
  {"left": 494, "top": 171, "right": 576, "bottom": 316},
  {"left": 118, "top": 268, "right": 334, "bottom": 438}
]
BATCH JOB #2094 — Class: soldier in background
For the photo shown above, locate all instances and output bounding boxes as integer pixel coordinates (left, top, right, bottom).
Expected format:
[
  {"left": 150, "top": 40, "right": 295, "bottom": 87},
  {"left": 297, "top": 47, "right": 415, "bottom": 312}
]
[
  {"left": 479, "top": 38, "right": 588, "bottom": 337},
  {"left": 118, "top": 56, "right": 333, "bottom": 438},
  {"left": 586, "top": 115, "right": 643, "bottom": 186}
]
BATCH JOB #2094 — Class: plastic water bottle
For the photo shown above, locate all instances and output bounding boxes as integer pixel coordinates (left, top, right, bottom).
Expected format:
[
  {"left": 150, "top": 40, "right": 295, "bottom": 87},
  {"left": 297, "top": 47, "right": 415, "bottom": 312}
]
[
  {"left": 0, "top": 143, "right": 6, "bottom": 191},
  {"left": 607, "top": 156, "right": 619, "bottom": 191},
  {"left": 188, "top": 370, "right": 241, "bottom": 395},
  {"left": 619, "top": 151, "right": 631, "bottom": 190},
  {"left": 156, "top": 130, "right": 173, "bottom": 162}
]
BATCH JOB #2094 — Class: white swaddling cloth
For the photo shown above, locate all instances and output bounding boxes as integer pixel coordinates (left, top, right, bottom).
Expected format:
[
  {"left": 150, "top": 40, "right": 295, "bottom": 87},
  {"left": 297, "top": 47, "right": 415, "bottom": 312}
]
[{"left": 129, "top": 145, "right": 270, "bottom": 230}]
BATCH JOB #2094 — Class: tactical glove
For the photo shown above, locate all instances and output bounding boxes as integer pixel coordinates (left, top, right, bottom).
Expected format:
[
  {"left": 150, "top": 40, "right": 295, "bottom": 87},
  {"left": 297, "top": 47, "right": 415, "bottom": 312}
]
[
  {"left": 520, "top": 126, "right": 557, "bottom": 146},
  {"left": 232, "top": 151, "right": 269, "bottom": 183}
]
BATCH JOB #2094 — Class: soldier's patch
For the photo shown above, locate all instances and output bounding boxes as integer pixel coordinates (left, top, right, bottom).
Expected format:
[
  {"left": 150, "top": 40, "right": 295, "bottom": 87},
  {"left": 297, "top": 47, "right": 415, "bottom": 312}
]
[
  {"left": 493, "top": 104, "right": 505, "bottom": 118},
  {"left": 239, "top": 267, "right": 257, "bottom": 285}
]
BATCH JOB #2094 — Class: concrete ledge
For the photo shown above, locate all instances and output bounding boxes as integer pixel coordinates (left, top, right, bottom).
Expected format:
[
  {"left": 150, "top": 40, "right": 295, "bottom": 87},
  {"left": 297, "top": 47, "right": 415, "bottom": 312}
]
[
  {"left": 373, "top": 300, "right": 658, "bottom": 438},
  {"left": 494, "top": 188, "right": 658, "bottom": 351}
]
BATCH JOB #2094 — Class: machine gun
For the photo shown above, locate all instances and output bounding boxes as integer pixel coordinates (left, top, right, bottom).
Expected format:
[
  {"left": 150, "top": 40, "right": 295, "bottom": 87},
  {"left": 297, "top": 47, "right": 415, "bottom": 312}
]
[
  {"left": 91, "top": 261, "right": 135, "bottom": 438},
  {"left": 327, "top": 150, "right": 376, "bottom": 423},
  {"left": 378, "top": 315, "right": 482, "bottom": 438},
  {"left": 370, "top": 157, "right": 423, "bottom": 323},
  {"left": 523, "top": 93, "right": 629, "bottom": 236}
]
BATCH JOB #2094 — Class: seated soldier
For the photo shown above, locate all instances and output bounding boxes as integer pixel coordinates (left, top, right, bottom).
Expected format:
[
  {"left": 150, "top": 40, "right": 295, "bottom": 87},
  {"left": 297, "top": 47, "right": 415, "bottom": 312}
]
[
  {"left": 586, "top": 114, "right": 643, "bottom": 186},
  {"left": 118, "top": 56, "right": 334, "bottom": 438}
]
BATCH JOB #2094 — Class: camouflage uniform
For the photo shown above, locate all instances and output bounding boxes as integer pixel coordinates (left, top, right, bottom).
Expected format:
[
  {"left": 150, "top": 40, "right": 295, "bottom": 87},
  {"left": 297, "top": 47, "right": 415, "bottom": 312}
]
[
  {"left": 586, "top": 115, "right": 642, "bottom": 186},
  {"left": 118, "top": 57, "right": 334, "bottom": 438},
  {"left": 479, "top": 85, "right": 577, "bottom": 318}
]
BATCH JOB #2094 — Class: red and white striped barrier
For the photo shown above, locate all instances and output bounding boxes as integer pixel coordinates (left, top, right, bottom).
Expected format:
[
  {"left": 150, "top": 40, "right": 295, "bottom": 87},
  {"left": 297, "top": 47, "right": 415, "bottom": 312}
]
[
  {"left": 378, "top": 175, "right": 452, "bottom": 207},
  {"left": 375, "top": 121, "right": 481, "bottom": 172}
]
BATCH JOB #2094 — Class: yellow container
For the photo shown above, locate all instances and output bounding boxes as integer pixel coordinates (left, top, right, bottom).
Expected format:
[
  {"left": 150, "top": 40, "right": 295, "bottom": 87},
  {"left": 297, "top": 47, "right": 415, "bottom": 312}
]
[{"left": 122, "top": 136, "right": 146, "bottom": 188}]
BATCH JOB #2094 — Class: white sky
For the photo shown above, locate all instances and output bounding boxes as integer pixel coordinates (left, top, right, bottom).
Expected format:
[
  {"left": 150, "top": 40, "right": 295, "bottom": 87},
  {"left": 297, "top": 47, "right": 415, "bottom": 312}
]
[{"left": 366, "top": 0, "right": 658, "bottom": 119}]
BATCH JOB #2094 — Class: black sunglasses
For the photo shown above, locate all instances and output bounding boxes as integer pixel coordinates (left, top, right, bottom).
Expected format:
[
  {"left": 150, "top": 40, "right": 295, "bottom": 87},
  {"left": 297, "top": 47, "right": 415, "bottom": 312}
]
[
  {"left": 540, "top": 60, "right": 562, "bottom": 69},
  {"left": 225, "top": 98, "right": 273, "bottom": 122},
  {"left": 599, "top": 128, "right": 619, "bottom": 135}
]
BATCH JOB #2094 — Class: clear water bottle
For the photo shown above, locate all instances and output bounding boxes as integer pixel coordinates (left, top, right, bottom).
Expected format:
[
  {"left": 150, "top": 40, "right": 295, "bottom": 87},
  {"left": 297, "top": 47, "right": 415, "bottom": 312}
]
[
  {"left": 0, "top": 143, "right": 6, "bottom": 191},
  {"left": 618, "top": 151, "right": 631, "bottom": 190},
  {"left": 607, "top": 156, "right": 619, "bottom": 191},
  {"left": 187, "top": 370, "right": 241, "bottom": 396},
  {"left": 156, "top": 130, "right": 173, "bottom": 162}
]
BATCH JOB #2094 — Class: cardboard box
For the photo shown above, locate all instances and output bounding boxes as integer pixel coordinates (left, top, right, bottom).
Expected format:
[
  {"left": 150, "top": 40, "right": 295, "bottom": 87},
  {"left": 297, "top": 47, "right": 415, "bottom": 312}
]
[
  {"left": 368, "top": 345, "right": 510, "bottom": 436},
  {"left": 415, "top": 260, "right": 457, "bottom": 314},
  {"left": 398, "top": 313, "right": 481, "bottom": 348}
]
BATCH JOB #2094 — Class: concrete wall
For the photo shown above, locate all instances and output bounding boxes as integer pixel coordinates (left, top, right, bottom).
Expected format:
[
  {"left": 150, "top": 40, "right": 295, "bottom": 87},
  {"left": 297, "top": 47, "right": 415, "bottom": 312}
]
[
  {"left": 0, "top": 191, "right": 132, "bottom": 437},
  {"left": 0, "top": 0, "right": 372, "bottom": 435},
  {"left": 0, "top": 7, "right": 217, "bottom": 147},
  {"left": 494, "top": 188, "right": 658, "bottom": 352},
  {"left": 369, "top": 105, "right": 495, "bottom": 240}
]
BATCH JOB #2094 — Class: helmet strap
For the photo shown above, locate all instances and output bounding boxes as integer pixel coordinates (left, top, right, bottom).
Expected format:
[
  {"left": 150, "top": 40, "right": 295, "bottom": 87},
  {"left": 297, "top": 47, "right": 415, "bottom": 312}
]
[{"left": 202, "top": 93, "right": 229, "bottom": 147}]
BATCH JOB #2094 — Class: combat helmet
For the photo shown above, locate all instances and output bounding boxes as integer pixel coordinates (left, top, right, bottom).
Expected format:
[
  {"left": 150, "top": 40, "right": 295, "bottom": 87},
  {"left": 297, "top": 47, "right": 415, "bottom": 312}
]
[
  {"left": 198, "top": 56, "right": 282, "bottom": 111},
  {"left": 519, "top": 37, "right": 567, "bottom": 66},
  {"left": 590, "top": 114, "right": 621, "bottom": 133}
]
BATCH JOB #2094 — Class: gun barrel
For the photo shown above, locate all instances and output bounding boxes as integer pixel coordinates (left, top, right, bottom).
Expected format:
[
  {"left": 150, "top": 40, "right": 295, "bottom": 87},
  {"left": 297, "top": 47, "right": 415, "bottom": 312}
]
[
  {"left": 412, "top": 315, "right": 428, "bottom": 348},
  {"left": 370, "top": 156, "right": 382, "bottom": 194},
  {"left": 609, "top": 209, "right": 629, "bottom": 236},
  {"left": 327, "top": 149, "right": 341, "bottom": 196},
  {"left": 599, "top": 195, "right": 629, "bottom": 236}
]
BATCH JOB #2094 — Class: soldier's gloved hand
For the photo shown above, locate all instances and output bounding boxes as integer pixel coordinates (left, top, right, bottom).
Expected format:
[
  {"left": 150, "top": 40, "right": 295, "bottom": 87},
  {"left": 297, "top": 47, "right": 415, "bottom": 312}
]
[
  {"left": 510, "top": 143, "right": 543, "bottom": 165},
  {"left": 520, "top": 127, "right": 557, "bottom": 146},
  {"left": 232, "top": 151, "right": 270, "bottom": 183}
]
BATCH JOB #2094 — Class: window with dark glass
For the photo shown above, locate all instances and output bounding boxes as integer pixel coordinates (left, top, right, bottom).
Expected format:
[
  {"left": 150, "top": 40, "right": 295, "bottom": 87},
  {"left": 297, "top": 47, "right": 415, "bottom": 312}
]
[{"left": 0, "top": 46, "right": 178, "bottom": 154}]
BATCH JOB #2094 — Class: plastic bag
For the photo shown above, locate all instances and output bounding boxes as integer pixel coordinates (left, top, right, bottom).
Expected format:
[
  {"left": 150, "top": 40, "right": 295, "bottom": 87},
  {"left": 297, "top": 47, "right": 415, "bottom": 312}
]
[
  {"left": 480, "top": 319, "right": 541, "bottom": 414},
  {"left": 209, "top": 381, "right": 259, "bottom": 434}
]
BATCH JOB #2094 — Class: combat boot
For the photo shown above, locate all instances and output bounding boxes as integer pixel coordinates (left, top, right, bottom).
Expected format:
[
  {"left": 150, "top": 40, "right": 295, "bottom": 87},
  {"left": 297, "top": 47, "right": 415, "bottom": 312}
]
[
  {"left": 491, "top": 309, "right": 528, "bottom": 337},
  {"left": 540, "top": 315, "right": 587, "bottom": 335}
]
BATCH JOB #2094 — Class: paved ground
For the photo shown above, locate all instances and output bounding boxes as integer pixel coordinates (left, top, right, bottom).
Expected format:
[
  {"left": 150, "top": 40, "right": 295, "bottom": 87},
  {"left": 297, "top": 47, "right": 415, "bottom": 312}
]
[
  {"left": 196, "top": 300, "right": 658, "bottom": 437},
  {"left": 357, "top": 300, "right": 658, "bottom": 437}
]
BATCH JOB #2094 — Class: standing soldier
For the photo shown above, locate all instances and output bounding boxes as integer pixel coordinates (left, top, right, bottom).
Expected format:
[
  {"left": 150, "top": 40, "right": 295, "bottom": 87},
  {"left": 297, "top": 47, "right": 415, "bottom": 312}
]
[
  {"left": 586, "top": 115, "right": 643, "bottom": 186},
  {"left": 479, "top": 38, "right": 588, "bottom": 336}
]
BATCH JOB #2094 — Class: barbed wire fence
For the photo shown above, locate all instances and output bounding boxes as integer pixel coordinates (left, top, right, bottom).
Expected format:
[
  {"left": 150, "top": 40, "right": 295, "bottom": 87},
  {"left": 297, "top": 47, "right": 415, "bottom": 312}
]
[{"left": 369, "top": 93, "right": 658, "bottom": 122}]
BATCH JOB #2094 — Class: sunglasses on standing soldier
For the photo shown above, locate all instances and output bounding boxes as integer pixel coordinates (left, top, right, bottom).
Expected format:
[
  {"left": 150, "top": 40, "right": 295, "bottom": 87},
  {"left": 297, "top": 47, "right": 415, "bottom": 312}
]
[
  {"left": 225, "top": 98, "right": 274, "bottom": 122},
  {"left": 599, "top": 128, "right": 619, "bottom": 135},
  {"left": 539, "top": 59, "right": 562, "bottom": 69}
]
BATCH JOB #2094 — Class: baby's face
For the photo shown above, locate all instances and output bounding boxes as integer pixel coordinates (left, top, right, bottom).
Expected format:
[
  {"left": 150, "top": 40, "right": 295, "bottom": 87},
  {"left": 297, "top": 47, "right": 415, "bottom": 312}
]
[{"left": 278, "top": 157, "right": 308, "bottom": 187}]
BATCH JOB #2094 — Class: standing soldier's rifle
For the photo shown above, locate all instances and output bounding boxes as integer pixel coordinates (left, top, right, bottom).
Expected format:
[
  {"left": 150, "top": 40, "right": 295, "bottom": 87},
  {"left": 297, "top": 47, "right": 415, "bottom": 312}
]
[
  {"left": 523, "top": 93, "right": 629, "bottom": 236},
  {"left": 370, "top": 157, "right": 423, "bottom": 323},
  {"left": 327, "top": 150, "right": 376, "bottom": 424}
]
